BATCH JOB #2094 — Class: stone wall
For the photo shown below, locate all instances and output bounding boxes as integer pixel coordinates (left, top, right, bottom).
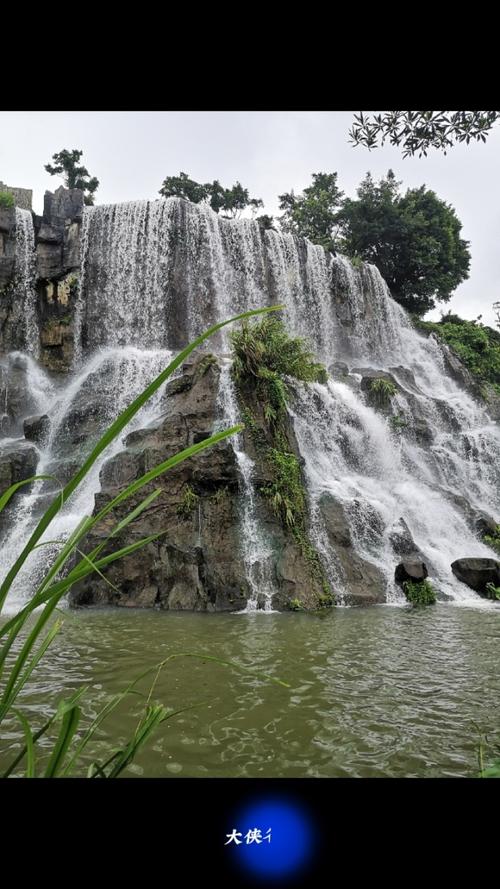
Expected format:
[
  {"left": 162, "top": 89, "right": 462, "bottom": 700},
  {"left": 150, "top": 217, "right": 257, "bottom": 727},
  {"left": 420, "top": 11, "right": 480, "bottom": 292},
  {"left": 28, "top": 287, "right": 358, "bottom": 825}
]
[{"left": 0, "top": 181, "right": 32, "bottom": 211}]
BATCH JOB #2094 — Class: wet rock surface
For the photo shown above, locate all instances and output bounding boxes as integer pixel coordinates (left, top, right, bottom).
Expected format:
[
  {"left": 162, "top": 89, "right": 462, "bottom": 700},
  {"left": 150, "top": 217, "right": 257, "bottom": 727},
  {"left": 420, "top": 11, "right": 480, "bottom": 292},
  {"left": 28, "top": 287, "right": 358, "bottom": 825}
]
[{"left": 451, "top": 558, "right": 500, "bottom": 594}]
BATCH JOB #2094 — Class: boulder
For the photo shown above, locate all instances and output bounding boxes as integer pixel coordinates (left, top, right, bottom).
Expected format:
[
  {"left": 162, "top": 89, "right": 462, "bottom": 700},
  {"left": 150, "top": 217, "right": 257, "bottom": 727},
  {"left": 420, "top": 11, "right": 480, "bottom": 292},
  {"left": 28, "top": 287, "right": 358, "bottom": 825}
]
[
  {"left": 474, "top": 512, "right": 499, "bottom": 538},
  {"left": 0, "top": 441, "right": 38, "bottom": 495},
  {"left": 395, "top": 560, "right": 428, "bottom": 586},
  {"left": 23, "top": 414, "right": 50, "bottom": 444},
  {"left": 451, "top": 558, "right": 500, "bottom": 593}
]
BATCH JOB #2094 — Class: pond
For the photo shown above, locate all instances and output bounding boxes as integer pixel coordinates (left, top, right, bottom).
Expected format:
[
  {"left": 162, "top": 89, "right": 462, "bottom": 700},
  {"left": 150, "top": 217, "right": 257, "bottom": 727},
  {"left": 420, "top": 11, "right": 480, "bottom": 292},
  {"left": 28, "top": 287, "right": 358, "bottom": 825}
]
[{"left": 1, "top": 603, "right": 499, "bottom": 777}]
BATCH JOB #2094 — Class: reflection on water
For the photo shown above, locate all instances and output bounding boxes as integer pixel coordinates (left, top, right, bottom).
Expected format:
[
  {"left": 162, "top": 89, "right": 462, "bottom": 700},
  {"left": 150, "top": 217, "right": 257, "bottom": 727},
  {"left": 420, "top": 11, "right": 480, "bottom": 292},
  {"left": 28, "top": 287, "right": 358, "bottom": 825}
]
[{"left": 1, "top": 605, "right": 499, "bottom": 777}]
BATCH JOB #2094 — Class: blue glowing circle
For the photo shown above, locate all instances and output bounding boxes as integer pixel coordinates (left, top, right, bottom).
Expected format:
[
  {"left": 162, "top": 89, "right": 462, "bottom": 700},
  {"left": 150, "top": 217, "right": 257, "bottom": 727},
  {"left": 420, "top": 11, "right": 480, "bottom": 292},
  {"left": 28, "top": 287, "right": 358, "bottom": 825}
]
[{"left": 233, "top": 798, "right": 314, "bottom": 880}]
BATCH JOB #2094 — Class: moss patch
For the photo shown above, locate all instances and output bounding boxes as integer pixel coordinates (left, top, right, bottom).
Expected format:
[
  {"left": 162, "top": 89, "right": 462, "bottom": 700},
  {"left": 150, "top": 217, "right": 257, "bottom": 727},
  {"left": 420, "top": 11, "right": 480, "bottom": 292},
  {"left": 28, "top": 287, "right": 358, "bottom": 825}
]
[{"left": 176, "top": 484, "right": 199, "bottom": 519}]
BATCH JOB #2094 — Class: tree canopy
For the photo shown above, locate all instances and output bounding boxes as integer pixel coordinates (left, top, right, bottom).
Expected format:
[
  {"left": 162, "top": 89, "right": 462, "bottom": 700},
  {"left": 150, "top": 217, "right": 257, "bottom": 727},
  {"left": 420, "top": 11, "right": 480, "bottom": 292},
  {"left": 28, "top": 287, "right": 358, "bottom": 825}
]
[
  {"left": 278, "top": 172, "right": 344, "bottom": 253},
  {"left": 45, "top": 149, "right": 99, "bottom": 206},
  {"left": 158, "top": 172, "right": 263, "bottom": 218},
  {"left": 337, "top": 170, "right": 471, "bottom": 314},
  {"left": 349, "top": 111, "right": 500, "bottom": 157}
]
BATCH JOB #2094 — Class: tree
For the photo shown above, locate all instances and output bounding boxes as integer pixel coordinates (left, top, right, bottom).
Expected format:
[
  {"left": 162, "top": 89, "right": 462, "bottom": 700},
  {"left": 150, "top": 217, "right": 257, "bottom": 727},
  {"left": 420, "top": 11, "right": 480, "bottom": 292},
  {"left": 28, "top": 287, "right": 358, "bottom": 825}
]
[
  {"left": 278, "top": 172, "right": 344, "bottom": 252},
  {"left": 494, "top": 302, "right": 500, "bottom": 330},
  {"left": 45, "top": 149, "right": 99, "bottom": 206},
  {"left": 156, "top": 171, "right": 207, "bottom": 204},
  {"left": 159, "top": 172, "right": 263, "bottom": 218},
  {"left": 349, "top": 111, "right": 500, "bottom": 158},
  {"left": 337, "top": 171, "right": 470, "bottom": 315}
]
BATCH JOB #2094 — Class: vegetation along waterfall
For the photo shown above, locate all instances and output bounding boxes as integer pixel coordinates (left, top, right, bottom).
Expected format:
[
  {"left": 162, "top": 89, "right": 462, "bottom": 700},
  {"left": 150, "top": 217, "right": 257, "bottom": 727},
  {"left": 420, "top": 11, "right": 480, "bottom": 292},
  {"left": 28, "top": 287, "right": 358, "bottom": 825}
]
[
  {"left": 1, "top": 156, "right": 500, "bottom": 782},
  {"left": 1, "top": 195, "right": 499, "bottom": 614}
]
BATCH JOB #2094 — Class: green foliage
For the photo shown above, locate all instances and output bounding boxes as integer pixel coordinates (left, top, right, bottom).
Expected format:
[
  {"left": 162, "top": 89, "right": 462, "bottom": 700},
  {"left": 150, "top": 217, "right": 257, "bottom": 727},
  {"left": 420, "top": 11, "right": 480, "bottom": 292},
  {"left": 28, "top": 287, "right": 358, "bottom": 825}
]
[
  {"left": 278, "top": 172, "right": 344, "bottom": 253},
  {"left": 232, "top": 317, "right": 326, "bottom": 435},
  {"left": 231, "top": 317, "right": 332, "bottom": 603},
  {"left": 349, "top": 111, "right": 500, "bottom": 157},
  {"left": 350, "top": 254, "right": 363, "bottom": 268},
  {"left": 210, "top": 486, "right": 229, "bottom": 505},
  {"left": 262, "top": 450, "right": 305, "bottom": 528},
  {"left": 0, "top": 191, "right": 15, "bottom": 209},
  {"left": 403, "top": 579, "right": 437, "bottom": 606},
  {"left": 369, "top": 377, "right": 397, "bottom": 405},
  {"left": 416, "top": 314, "right": 500, "bottom": 392},
  {"left": 256, "top": 214, "right": 275, "bottom": 231},
  {"left": 158, "top": 171, "right": 263, "bottom": 219},
  {"left": 0, "top": 306, "right": 283, "bottom": 777},
  {"left": 390, "top": 414, "right": 408, "bottom": 431},
  {"left": 336, "top": 171, "right": 470, "bottom": 315},
  {"left": 484, "top": 524, "right": 500, "bottom": 556},
  {"left": 231, "top": 315, "right": 326, "bottom": 392},
  {"left": 485, "top": 582, "right": 500, "bottom": 601},
  {"left": 177, "top": 484, "right": 199, "bottom": 518},
  {"left": 45, "top": 149, "right": 99, "bottom": 206},
  {"left": 289, "top": 598, "right": 305, "bottom": 612}
]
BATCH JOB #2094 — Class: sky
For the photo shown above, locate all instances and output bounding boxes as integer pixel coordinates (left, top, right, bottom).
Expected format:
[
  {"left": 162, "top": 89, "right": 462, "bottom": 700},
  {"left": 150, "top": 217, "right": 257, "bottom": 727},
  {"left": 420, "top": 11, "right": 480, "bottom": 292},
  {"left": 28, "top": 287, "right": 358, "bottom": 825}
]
[{"left": 1, "top": 110, "right": 499, "bottom": 326}]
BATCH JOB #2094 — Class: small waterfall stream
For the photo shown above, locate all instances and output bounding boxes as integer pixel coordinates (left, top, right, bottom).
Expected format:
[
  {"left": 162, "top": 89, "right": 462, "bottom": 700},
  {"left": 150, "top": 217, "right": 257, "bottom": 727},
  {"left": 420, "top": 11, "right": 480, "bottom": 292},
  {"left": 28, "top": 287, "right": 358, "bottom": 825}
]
[{"left": 214, "top": 362, "right": 276, "bottom": 611}]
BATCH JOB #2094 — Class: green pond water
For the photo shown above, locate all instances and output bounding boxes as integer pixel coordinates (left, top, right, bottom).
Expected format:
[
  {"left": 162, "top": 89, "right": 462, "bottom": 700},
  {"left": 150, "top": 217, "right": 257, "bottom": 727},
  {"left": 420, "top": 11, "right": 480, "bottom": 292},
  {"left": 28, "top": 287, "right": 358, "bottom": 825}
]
[{"left": 1, "top": 603, "right": 499, "bottom": 777}]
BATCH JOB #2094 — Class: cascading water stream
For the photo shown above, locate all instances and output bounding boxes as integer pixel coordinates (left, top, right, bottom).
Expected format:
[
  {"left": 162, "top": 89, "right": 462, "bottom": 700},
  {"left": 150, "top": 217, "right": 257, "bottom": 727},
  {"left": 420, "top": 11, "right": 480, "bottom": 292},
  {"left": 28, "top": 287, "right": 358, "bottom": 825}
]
[
  {"left": 1, "top": 196, "right": 499, "bottom": 610},
  {"left": 14, "top": 209, "right": 39, "bottom": 358},
  {"left": 1, "top": 347, "right": 172, "bottom": 610},
  {"left": 214, "top": 362, "right": 276, "bottom": 612}
]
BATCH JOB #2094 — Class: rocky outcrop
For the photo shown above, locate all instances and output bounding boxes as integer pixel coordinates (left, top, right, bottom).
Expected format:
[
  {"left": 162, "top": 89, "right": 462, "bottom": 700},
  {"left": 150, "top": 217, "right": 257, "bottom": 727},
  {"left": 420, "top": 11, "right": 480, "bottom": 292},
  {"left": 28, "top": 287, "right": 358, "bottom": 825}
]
[
  {"left": 33, "top": 188, "right": 83, "bottom": 372},
  {"left": 395, "top": 560, "right": 428, "bottom": 586},
  {"left": 0, "top": 187, "right": 83, "bottom": 371},
  {"left": 0, "top": 440, "right": 38, "bottom": 532},
  {"left": 0, "top": 355, "right": 40, "bottom": 435},
  {"left": 69, "top": 354, "right": 329, "bottom": 611},
  {"left": 0, "top": 207, "right": 16, "bottom": 290},
  {"left": 451, "top": 558, "right": 500, "bottom": 594},
  {"left": 23, "top": 414, "right": 50, "bottom": 444},
  {"left": 318, "top": 493, "right": 386, "bottom": 605}
]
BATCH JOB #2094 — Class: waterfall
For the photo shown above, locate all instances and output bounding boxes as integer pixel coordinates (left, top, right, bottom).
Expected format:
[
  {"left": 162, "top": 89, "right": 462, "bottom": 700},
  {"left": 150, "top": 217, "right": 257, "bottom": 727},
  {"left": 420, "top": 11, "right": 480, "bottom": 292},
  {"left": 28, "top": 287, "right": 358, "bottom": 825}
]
[
  {"left": 14, "top": 209, "right": 39, "bottom": 357},
  {"left": 1, "top": 347, "right": 172, "bottom": 610},
  {"left": 215, "top": 362, "right": 276, "bottom": 612},
  {"left": 2, "top": 196, "right": 500, "bottom": 610}
]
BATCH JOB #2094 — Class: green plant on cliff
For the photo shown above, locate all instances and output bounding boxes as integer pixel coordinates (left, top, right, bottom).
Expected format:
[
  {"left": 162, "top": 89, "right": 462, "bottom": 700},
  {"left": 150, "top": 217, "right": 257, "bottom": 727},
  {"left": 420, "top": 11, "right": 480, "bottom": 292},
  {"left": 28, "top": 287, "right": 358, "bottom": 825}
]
[
  {"left": 45, "top": 149, "right": 99, "bottom": 206},
  {"left": 231, "top": 315, "right": 327, "bottom": 430},
  {"left": 0, "top": 191, "right": 15, "bottom": 209},
  {"left": 415, "top": 313, "right": 500, "bottom": 394},
  {"left": 0, "top": 305, "right": 287, "bottom": 778},
  {"left": 403, "top": 579, "right": 437, "bottom": 606},
  {"left": 485, "top": 582, "right": 500, "bottom": 601},
  {"left": 231, "top": 315, "right": 332, "bottom": 603},
  {"left": 177, "top": 484, "right": 199, "bottom": 519},
  {"left": 369, "top": 377, "right": 397, "bottom": 406},
  {"left": 484, "top": 525, "right": 500, "bottom": 556}
]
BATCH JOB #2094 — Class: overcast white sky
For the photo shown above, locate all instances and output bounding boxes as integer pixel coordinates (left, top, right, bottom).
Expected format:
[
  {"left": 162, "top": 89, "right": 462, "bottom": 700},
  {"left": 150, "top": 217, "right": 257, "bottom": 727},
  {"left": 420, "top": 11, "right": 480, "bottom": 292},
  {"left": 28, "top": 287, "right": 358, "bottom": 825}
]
[{"left": 1, "top": 110, "right": 498, "bottom": 326}]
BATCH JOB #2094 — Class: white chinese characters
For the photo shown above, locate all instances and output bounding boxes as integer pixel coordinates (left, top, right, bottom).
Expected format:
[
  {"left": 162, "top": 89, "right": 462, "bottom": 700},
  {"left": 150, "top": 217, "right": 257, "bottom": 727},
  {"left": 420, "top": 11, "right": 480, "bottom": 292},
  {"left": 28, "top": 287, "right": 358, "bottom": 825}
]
[{"left": 225, "top": 828, "right": 272, "bottom": 845}]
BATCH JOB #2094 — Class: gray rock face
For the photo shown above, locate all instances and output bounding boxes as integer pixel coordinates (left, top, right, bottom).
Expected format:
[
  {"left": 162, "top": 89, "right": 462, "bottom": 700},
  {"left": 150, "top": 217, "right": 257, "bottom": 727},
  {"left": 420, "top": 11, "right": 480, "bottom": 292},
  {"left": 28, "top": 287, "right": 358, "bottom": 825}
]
[
  {"left": 0, "top": 440, "right": 38, "bottom": 532},
  {"left": 70, "top": 355, "right": 247, "bottom": 610},
  {"left": 0, "top": 207, "right": 16, "bottom": 289},
  {"left": 395, "top": 560, "right": 429, "bottom": 586},
  {"left": 0, "top": 357, "right": 40, "bottom": 434},
  {"left": 34, "top": 187, "right": 84, "bottom": 280},
  {"left": 451, "top": 558, "right": 500, "bottom": 593},
  {"left": 318, "top": 493, "right": 386, "bottom": 605},
  {"left": 70, "top": 354, "right": 328, "bottom": 612},
  {"left": 0, "top": 440, "right": 38, "bottom": 494},
  {"left": 23, "top": 414, "right": 50, "bottom": 444}
]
